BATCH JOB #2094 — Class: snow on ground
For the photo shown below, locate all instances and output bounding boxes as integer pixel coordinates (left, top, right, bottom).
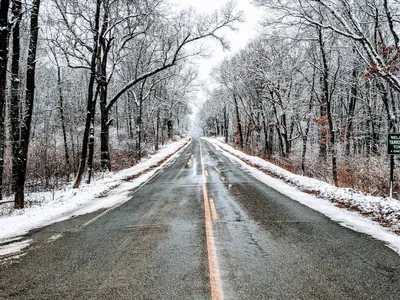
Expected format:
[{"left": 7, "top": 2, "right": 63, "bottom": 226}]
[
  {"left": 0, "top": 138, "right": 190, "bottom": 256},
  {"left": 0, "top": 239, "right": 32, "bottom": 256},
  {"left": 203, "top": 137, "right": 400, "bottom": 255}
]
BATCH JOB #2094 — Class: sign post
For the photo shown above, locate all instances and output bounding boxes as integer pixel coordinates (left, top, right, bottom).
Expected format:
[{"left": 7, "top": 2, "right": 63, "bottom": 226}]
[{"left": 388, "top": 133, "right": 400, "bottom": 199}]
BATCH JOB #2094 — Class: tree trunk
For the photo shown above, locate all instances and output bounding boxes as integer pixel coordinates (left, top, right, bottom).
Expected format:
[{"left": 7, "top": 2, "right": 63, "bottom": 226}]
[
  {"left": 345, "top": 66, "right": 358, "bottom": 157},
  {"left": 86, "top": 120, "right": 95, "bottom": 184},
  {"left": 73, "top": 0, "right": 101, "bottom": 188},
  {"left": 86, "top": 82, "right": 100, "bottom": 184},
  {"left": 233, "top": 94, "right": 243, "bottom": 149},
  {"left": 0, "top": 0, "right": 10, "bottom": 200},
  {"left": 115, "top": 101, "right": 119, "bottom": 135},
  {"left": 318, "top": 27, "right": 338, "bottom": 186},
  {"left": 379, "top": 82, "right": 392, "bottom": 124},
  {"left": 319, "top": 105, "right": 328, "bottom": 161},
  {"left": 70, "top": 129, "right": 77, "bottom": 175},
  {"left": 100, "top": 112, "right": 111, "bottom": 171},
  {"left": 10, "top": 0, "right": 22, "bottom": 196},
  {"left": 55, "top": 60, "right": 71, "bottom": 181},
  {"left": 317, "top": 30, "right": 328, "bottom": 162},
  {"left": 224, "top": 106, "right": 228, "bottom": 143},
  {"left": 0, "top": 101, "right": 4, "bottom": 201},
  {"left": 135, "top": 99, "right": 143, "bottom": 162},
  {"left": 90, "top": 1, "right": 111, "bottom": 177},
  {"left": 302, "top": 89, "right": 314, "bottom": 175},
  {"left": 371, "top": 102, "right": 380, "bottom": 155},
  {"left": 127, "top": 91, "right": 134, "bottom": 139},
  {"left": 99, "top": 64, "right": 111, "bottom": 172},
  {"left": 245, "top": 118, "right": 251, "bottom": 148},
  {"left": 271, "top": 101, "right": 285, "bottom": 157},
  {"left": 155, "top": 109, "right": 160, "bottom": 151},
  {"left": 389, "top": 88, "right": 399, "bottom": 131},
  {"left": 261, "top": 107, "right": 269, "bottom": 157},
  {"left": 167, "top": 118, "right": 173, "bottom": 139},
  {"left": 161, "top": 118, "right": 165, "bottom": 146},
  {"left": 281, "top": 113, "right": 290, "bottom": 155},
  {"left": 14, "top": 0, "right": 41, "bottom": 209},
  {"left": 268, "top": 125, "right": 274, "bottom": 156}
]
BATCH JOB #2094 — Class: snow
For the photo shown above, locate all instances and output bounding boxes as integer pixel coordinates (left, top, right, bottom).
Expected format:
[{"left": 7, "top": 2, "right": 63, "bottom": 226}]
[
  {"left": 0, "top": 239, "right": 32, "bottom": 256},
  {"left": 48, "top": 233, "right": 63, "bottom": 242},
  {"left": 0, "top": 138, "right": 190, "bottom": 256},
  {"left": 203, "top": 137, "right": 400, "bottom": 255}
]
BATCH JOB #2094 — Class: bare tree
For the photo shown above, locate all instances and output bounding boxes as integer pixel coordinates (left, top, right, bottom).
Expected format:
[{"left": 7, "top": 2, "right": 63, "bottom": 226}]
[
  {"left": 13, "top": 0, "right": 42, "bottom": 209},
  {"left": 10, "top": 0, "right": 22, "bottom": 202},
  {"left": 0, "top": 0, "right": 10, "bottom": 200}
]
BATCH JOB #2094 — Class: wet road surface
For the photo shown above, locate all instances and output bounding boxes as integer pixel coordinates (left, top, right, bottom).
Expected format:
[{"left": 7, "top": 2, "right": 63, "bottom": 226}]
[{"left": 0, "top": 139, "right": 399, "bottom": 299}]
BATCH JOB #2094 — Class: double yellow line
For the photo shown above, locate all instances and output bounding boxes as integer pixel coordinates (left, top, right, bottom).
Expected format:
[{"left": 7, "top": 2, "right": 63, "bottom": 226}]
[{"left": 200, "top": 141, "right": 224, "bottom": 300}]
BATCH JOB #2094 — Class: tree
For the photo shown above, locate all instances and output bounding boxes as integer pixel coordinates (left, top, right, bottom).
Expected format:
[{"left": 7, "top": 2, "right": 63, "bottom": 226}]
[
  {"left": 0, "top": 0, "right": 10, "bottom": 201},
  {"left": 12, "top": 0, "right": 42, "bottom": 209},
  {"left": 10, "top": 0, "right": 22, "bottom": 203}
]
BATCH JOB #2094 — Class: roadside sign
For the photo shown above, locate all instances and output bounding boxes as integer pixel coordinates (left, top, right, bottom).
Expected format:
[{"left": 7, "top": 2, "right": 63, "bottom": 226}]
[{"left": 388, "top": 133, "right": 400, "bottom": 155}]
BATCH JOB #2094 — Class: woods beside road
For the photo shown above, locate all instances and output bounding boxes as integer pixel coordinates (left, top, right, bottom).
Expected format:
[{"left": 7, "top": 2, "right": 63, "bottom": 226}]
[
  {"left": 0, "top": 0, "right": 242, "bottom": 209},
  {"left": 200, "top": 0, "right": 400, "bottom": 200}
]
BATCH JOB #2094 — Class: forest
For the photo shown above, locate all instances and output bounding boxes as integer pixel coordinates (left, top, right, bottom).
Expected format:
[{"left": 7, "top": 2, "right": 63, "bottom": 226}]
[
  {"left": 200, "top": 0, "right": 400, "bottom": 199},
  {"left": 1, "top": 0, "right": 400, "bottom": 211},
  {"left": 0, "top": 0, "right": 241, "bottom": 208}
]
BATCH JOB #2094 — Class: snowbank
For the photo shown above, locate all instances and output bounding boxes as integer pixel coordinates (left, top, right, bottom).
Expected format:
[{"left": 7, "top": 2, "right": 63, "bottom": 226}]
[
  {"left": 203, "top": 137, "right": 400, "bottom": 254},
  {"left": 0, "top": 138, "right": 190, "bottom": 248}
]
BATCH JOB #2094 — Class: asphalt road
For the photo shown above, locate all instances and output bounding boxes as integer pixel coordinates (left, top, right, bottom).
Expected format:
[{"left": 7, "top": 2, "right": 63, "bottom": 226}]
[{"left": 0, "top": 139, "right": 399, "bottom": 299}]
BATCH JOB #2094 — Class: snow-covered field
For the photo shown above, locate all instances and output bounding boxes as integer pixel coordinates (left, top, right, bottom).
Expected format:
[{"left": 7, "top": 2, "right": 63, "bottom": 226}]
[
  {"left": 203, "top": 137, "right": 400, "bottom": 255},
  {"left": 0, "top": 138, "right": 190, "bottom": 256}
]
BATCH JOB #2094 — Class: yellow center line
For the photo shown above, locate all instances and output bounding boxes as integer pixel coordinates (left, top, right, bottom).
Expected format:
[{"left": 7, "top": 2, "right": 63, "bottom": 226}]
[
  {"left": 200, "top": 141, "right": 224, "bottom": 300},
  {"left": 209, "top": 198, "right": 218, "bottom": 221},
  {"left": 205, "top": 170, "right": 209, "bottom": 177}
]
